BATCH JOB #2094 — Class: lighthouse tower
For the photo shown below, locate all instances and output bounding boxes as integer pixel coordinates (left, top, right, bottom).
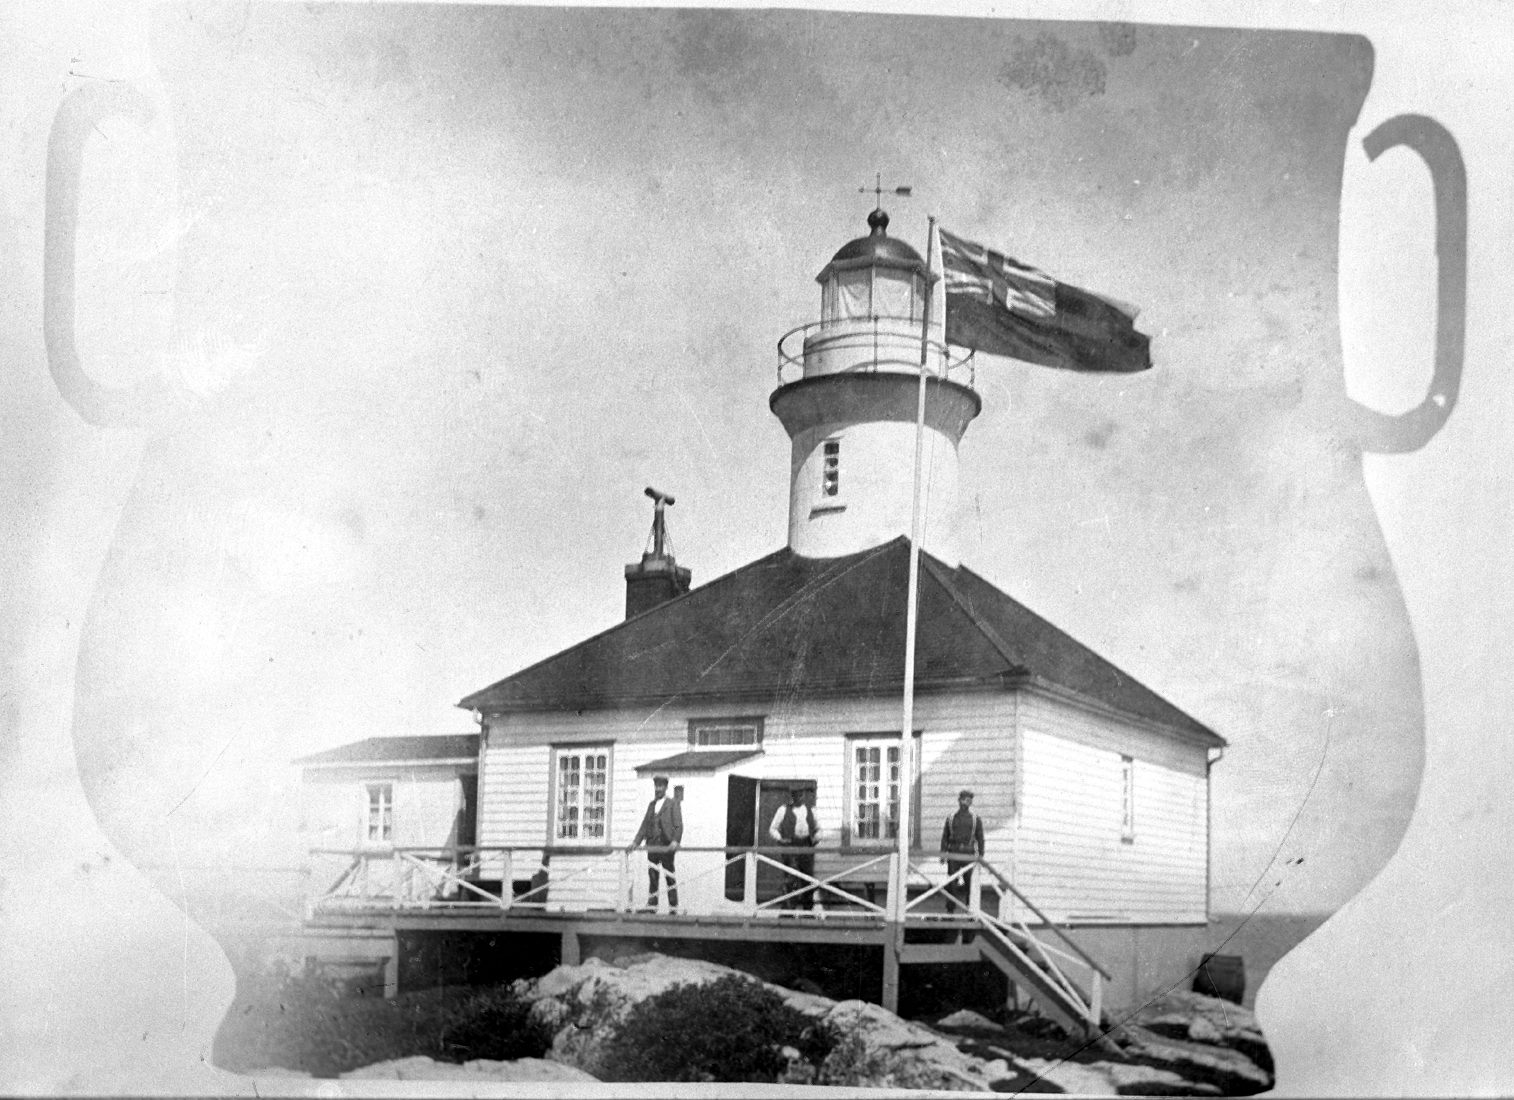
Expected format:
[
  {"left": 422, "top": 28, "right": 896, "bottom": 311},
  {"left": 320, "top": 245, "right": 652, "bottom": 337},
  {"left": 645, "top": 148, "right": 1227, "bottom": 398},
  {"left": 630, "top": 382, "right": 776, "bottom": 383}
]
[{"left": 771, "top": 208, "right": 981, "bottom": 565}]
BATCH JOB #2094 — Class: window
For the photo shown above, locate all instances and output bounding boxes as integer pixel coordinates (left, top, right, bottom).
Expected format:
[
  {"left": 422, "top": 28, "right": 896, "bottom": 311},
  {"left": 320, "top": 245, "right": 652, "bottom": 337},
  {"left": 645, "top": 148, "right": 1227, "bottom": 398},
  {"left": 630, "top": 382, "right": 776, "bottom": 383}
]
[
  {"left": 552, "top": 745, "right": 611, "bottom": 843},
  {"left": 1121, "top": 755, "right": 1136, "bottom": 842},
  {"left": 835, "top": 269, "right": 872, "bottom": 319},
  {"left": 872, "top": 268, "right": 914, "bottom": 320},
  {"left": 365, "top": 782, "right": 392, "bottom": 844},
  {"left": 821, "top": 439, "right": 840, "bottom": 498},
  {"left": 688, "top": 717, "right": 764, "bottom": 748},
  {"left": 845, "top": 733, "right": 922, "bottom": 846}
]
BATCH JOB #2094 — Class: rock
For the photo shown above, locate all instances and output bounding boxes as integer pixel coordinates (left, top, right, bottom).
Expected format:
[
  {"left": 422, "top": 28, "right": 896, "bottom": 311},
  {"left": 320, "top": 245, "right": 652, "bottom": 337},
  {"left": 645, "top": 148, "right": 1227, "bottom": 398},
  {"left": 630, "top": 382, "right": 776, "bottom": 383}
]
[
  {"left": 340, "top": 1055, "right": 596, "bottom": 1082},
  {"left": 1187, "top": 1014, "right": 1223, "bottom": 1044},
  {"left": 817, "top": 1000, "right": 1004, "bottom": 1090},
  {"left": 1124, "top": 988, "right": 1274, "bottom": 1091},
  {"left": 460, "top": 1058, "right": 599, "bottom": 1082},
  {"left": 1119, "top": 1026, "right": 1272, "bottom": 1094},
  {"left": 1018, "top": 1056, "right": 1222, "bottom": 1096},
  {"left": 936, "top": 1008, "right": 1001, "bottom": 1033},
  {"left": 1131, "top": 989, "right": 1267, "bottom": 1055},
  {"left": 511, "top": 952, "right": 1010, "bottom": 1090},
  {"left": 517, "top": 954, "right": 781, "bottom": 1077},
  {"left": 503, "top": 951, "right": 1274, "bottom": 1093}
]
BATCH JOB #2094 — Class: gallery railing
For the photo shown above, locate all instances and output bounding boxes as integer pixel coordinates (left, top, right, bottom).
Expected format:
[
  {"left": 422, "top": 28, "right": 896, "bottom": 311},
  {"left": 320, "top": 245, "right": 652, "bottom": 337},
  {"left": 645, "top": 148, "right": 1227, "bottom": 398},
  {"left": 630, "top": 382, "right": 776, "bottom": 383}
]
[{"left": 776, "top": 317, "right": 977, "bottom": 389}]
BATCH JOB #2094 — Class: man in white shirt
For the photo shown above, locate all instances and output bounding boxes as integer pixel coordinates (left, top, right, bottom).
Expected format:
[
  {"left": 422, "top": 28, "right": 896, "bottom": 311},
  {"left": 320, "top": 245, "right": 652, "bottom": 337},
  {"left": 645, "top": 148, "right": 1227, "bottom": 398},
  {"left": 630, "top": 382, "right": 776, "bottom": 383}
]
[{"left": 768, "top": 786, "right": 820, "bottom": 910}]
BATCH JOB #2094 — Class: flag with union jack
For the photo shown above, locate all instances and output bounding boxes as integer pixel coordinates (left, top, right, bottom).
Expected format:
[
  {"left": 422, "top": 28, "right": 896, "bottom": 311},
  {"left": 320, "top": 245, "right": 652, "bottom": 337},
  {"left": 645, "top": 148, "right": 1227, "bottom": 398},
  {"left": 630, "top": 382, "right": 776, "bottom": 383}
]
[{"left": 939, "top": 228, "right": 1151, "bottom": 373}]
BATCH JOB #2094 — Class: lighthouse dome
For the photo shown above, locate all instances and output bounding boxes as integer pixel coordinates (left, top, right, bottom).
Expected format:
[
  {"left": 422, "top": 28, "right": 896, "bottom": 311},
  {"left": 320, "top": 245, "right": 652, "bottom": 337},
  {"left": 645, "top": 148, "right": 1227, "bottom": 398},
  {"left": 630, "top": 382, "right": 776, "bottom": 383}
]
[{"left": 826, "top": 208, "right": 925, "bottom": 271}]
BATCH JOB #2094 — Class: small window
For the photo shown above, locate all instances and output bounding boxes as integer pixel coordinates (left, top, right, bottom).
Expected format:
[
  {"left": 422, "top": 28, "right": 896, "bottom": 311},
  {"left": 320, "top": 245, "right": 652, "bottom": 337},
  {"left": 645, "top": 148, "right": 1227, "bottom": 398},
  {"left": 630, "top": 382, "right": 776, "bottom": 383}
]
[
  {"left": 553, "top": 745, "right": 611, "bottom": 843},
  {"left": 821, "top": 439, "right": 840, "bottom": 498},
  {"left": 688, "top": 717, "right": 764, "bottom": 748},
  {"left": 365, "top": 782, "right": 393, "bottom": 844},
  {"left": 1121, "top": 755, "right": 1136, "bottom": 843}
]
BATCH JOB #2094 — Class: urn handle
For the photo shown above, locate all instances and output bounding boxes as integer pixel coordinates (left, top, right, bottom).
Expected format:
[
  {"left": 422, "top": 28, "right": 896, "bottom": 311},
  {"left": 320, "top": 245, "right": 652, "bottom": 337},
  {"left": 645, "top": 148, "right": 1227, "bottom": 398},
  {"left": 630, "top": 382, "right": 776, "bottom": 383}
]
[
  {"left": 1351, "top": 114, "right": 1467, "bottom": 454},
  {"left": 43, "top": 82, "right": 172, "bottom": 428}
]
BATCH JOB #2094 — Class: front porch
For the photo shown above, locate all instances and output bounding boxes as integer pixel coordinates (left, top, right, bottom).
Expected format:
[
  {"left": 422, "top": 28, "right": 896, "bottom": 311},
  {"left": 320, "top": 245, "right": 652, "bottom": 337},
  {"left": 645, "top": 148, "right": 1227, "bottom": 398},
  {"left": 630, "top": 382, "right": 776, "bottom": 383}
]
[{"left": 304, "top": 844, "right": 1113, "bottom": 1039}]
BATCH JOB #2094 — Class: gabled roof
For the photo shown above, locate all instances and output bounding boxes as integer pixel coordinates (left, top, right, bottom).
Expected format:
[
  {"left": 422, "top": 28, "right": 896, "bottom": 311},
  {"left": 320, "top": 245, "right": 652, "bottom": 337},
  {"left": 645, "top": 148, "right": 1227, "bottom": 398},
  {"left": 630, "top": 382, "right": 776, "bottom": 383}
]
[
  {"left": 459, "top": 538, "right": 1222, "bottom": 747},
  {"left": 295, "top": 734, "right": 480, "bottom": 767}
]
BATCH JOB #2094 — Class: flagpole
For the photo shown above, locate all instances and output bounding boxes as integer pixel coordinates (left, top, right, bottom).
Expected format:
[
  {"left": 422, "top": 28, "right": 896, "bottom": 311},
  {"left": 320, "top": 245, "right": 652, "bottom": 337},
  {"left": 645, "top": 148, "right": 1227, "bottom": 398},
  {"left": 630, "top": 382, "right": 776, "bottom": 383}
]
[{"left": 893, "top": 215, "right": 937, "bottom": 925}]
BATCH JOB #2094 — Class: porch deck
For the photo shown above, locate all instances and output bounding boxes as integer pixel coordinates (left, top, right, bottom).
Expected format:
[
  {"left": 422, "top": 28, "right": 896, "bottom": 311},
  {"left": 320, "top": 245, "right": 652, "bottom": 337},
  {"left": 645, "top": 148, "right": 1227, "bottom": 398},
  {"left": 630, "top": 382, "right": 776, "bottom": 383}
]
[{"left": 302, "top": 844, "right": 1114, "bottom": 1037}]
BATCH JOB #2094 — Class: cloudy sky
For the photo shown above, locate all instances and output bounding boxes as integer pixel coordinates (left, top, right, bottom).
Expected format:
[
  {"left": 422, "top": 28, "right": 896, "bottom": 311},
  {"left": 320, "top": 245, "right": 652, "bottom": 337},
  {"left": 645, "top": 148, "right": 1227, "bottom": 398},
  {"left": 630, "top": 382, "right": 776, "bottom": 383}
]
[{"left": 2, "top": 4, "right": 1423, "bottom": 922}]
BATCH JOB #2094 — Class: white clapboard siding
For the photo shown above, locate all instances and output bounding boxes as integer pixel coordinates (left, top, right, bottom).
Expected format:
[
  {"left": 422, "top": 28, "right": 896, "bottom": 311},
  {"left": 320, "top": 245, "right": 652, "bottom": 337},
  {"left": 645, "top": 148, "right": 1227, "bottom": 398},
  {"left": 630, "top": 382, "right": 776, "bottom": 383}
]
[
  {"left": 1016, "top": 706, "right": 1208, "bottom": 924},
  {"left": 302, "top": 764, "right": 466, "bottom": 850},
  {"left": 479, "top": 692, "right": 1018, "bottom": 888}
]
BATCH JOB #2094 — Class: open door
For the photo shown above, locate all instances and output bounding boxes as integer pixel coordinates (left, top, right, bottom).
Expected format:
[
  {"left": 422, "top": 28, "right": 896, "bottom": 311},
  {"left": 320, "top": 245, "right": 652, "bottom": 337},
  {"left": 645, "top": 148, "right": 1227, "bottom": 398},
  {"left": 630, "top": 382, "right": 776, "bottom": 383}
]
[
  {"left": 455, "top": 772, "right": 478, "bottom": 850},
  {"left": 725, "top": 775, "right": 759, "bottom": 900},
  {"left": 755, "top": 778, "right": 816, "bottom": 903}
]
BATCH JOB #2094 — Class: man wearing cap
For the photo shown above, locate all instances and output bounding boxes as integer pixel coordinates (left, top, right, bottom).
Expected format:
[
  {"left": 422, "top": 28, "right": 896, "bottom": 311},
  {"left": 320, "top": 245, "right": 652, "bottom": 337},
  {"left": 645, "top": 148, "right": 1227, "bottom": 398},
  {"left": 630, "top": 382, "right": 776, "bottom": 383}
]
[
  {"left": 629, "top": 775, "right": 682, "bottom": 912},
  {"left": 940, "top": 789, "right": 985, "bottom": 915},
  {"left": 767, "top": 786, "right": 820, "bottom": 910}
]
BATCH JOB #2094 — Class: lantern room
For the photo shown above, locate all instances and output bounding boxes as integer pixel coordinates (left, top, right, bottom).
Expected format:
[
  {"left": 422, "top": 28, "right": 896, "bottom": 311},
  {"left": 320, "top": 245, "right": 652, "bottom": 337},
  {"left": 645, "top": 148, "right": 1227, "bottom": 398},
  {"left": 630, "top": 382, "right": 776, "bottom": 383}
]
[
  {"left": 780, "top": 208, "right": 956, "bottom": 382},
  {"left": 818, "top": 208, "right": 929, "bottom": 325}
]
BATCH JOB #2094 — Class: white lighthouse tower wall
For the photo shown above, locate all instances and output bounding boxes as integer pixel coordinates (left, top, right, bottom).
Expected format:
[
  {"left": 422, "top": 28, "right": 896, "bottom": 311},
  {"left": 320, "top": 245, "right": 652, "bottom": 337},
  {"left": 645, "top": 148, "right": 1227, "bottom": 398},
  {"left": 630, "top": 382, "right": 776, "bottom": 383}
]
[{"left": 787, "top": 418, "right": 964, "bottom": 564}]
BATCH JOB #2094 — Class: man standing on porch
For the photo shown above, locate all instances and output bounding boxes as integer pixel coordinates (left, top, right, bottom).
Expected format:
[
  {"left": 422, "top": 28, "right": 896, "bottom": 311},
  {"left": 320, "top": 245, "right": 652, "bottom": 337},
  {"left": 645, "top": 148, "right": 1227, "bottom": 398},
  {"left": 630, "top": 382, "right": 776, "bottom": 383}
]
[
  {"left": 941, "top": 789, "right": 985, "bottom": 914},
  {"left": 629, "top": 775, "right": 681, "bottom": 912},
  {"left": 768, "top": 786, "right": 820, "bottom": 910}
]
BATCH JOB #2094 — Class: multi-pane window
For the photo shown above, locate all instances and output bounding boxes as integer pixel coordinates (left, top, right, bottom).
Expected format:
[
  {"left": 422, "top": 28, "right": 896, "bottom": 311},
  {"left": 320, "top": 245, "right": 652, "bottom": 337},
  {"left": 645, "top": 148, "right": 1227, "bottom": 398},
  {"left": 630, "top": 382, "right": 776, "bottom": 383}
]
[
  {"left": 821, "top": 440, "right": 841, "bottom": 498},
  {"left": 554, "top": 746, "right": 611, "bottom": 843},
  {"left": 365, "top": 782, "right": 393, "bottom": 843},
  {"left": 689, "top": 718, "right": 763, "bottom": 748},
  {"left": 1121, "top": 755, "right": 1136, "bottom": 842},
  {"left": 848, "top": 734, "right": 921, "bottom": 844},
  {"left": 853, "top": 739, "right": 900, "bottom": 841}
]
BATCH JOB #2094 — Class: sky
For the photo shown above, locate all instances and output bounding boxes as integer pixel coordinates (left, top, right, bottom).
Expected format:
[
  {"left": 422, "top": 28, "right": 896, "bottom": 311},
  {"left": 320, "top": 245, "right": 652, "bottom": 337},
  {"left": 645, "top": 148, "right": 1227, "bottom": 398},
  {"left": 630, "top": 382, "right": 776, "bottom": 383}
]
[{"left": 2, "top": 4, "right": 1423, "bottom": 923}]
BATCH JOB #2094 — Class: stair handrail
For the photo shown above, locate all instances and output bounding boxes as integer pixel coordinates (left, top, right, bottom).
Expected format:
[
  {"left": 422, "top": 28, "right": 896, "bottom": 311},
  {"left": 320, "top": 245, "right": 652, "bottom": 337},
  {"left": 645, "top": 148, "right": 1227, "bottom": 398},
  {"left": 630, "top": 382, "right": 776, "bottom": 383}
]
[
  {"left": 977, "top": 859, "right": 1112, "bottom": 981},
  {"left": 975, "top": 908, "right": 1090, "bottom": 1013},
  {"left": 973, "top": 906, "right": 1110, "bottom": 1039},
  {"left": 978, "top": 912, "right": 1088, "bottom": 973}
]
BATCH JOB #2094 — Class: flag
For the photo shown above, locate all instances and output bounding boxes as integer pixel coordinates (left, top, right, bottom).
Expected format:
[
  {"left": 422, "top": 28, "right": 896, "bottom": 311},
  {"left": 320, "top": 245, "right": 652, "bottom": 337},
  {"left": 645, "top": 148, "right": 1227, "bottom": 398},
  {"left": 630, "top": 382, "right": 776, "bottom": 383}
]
[{"left": 939, "top": 229, "right": 1152, "bottom": 373}]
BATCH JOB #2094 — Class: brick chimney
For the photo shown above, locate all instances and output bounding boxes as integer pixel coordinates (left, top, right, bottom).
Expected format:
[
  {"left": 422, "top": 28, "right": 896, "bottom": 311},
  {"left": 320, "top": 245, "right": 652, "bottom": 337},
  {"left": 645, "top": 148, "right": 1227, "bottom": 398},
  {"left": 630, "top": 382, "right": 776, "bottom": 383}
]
[{"left": 624, "top": 486, "right": 691, "bottom": 619}]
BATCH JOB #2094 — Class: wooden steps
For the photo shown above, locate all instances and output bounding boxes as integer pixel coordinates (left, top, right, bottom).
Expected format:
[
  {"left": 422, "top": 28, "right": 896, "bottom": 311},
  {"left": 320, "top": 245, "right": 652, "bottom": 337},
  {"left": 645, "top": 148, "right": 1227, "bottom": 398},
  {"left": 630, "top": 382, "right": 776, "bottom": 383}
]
[{"left": 975, "top": 925, "right": 1123, "bottom": 1056}]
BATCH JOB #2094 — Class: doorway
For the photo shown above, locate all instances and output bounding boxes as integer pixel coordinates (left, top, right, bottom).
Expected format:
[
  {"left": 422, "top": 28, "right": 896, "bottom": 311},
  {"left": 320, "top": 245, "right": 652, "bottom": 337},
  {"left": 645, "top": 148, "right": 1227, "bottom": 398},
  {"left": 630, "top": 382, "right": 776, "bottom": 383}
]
[{"left": 724, "top": 776, "right": 816, "bottom": 903}]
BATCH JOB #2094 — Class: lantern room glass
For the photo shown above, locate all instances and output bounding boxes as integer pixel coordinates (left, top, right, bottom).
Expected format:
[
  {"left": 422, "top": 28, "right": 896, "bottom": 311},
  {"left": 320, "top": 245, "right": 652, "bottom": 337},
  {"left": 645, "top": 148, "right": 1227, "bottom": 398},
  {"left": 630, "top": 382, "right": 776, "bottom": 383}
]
[{"left": 822, "top": 267, "right": 925, "bottom": 323}]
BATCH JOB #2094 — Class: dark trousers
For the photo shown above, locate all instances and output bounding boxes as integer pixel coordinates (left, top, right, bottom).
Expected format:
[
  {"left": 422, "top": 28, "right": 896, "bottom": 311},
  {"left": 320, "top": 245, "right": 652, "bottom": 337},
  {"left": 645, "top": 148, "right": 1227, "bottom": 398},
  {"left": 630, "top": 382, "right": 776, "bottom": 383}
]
[
  {"left": 646, "top": 850, "right": 677, "bottom": 909},
  {"left": 781, "top": 844, "right": 816, "bottom": 909},
  {"left": 945, "top": 857, "right": 976, "bottom": 913}
]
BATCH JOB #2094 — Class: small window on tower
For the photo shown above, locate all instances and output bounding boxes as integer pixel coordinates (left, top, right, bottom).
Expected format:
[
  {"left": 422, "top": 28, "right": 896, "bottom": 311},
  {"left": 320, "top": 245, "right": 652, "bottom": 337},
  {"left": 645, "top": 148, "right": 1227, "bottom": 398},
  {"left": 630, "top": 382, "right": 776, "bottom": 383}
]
[{"left": 822, "top": 439, "right": 841, "bottom": 498}]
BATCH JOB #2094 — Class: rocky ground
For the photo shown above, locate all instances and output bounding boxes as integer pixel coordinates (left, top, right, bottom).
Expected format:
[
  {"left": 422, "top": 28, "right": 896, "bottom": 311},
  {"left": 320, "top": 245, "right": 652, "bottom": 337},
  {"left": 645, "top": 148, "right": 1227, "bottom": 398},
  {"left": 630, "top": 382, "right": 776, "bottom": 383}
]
[{"left": 245, "top": 952, "right": 1274, "bottom": 1093}]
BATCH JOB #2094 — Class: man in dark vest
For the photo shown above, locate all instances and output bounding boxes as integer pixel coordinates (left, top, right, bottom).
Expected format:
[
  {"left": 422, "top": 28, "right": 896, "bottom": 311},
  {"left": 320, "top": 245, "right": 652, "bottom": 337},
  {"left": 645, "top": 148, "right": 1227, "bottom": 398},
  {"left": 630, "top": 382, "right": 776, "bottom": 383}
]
[
  {"left": 628, "top": 774, "right": 682, "bottom": 912},
  {"left": 768, "top": 786, "right": 820, "bottom": 910},
  {"left": 940, "top": 789, "right": 985, "bottom": 915}
]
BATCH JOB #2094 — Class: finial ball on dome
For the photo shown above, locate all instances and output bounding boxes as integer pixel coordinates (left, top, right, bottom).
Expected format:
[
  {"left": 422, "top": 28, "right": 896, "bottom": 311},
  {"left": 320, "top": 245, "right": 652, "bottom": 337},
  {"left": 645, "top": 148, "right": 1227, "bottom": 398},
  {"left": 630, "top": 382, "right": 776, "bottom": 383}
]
[{"left": 867, "top": 207, "right": 890, "bottom": 235}]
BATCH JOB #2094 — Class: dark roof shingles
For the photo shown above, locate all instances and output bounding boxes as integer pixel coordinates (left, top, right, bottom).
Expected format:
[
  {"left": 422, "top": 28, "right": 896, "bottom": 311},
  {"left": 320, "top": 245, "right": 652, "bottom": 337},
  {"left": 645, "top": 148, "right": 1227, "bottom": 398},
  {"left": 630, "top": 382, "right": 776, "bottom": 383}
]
[
  {"left": 460, "top": 539, "right": 1220, "bottom": 745},
  {"left": 296, "top": 734, "right": 479, "bottom": 766}
]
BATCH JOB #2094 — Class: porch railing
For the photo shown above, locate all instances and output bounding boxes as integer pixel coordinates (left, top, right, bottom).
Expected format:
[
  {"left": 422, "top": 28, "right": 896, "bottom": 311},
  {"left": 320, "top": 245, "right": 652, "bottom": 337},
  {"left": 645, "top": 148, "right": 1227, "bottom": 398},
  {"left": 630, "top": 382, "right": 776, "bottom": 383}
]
[{"left": 307, "top": 844, "right": 915, "bottom": 919}]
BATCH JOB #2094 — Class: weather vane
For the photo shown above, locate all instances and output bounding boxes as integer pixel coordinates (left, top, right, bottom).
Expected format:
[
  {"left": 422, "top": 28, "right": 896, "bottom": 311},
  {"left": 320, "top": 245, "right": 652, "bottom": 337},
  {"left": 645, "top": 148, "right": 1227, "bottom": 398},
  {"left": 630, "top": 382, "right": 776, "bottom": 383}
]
[{"left": 859, "top": 172, "right": 913, "bottom": 209}]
